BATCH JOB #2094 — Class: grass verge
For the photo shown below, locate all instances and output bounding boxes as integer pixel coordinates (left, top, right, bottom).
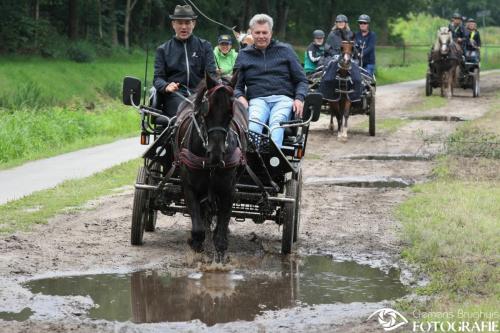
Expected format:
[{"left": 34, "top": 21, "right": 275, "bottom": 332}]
[
  {"left": 396, "top": 94, "right": 500, "bottom": 322},
  {"left": 353, "top": 118, "right": 410, "bottom": 135},
  {"left": 0, "top": 159, "right": 140, "bottom": 234},
  {"left": 0, "top": 104, "right": 140, "bottom": 169}
]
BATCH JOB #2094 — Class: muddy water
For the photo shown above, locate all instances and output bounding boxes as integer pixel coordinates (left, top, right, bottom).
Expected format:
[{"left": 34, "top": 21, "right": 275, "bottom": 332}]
[{"left": 10, "top": 256, "right": 406, "bottom": 326}]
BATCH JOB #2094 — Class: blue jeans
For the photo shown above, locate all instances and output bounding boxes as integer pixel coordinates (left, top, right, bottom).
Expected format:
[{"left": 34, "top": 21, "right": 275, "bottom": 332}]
[
  {"left": 248, "top": 95, "right": 293, "bottom": 148},
  {"left": 364, "top": 63, "right": 376, "bottom": 77}
]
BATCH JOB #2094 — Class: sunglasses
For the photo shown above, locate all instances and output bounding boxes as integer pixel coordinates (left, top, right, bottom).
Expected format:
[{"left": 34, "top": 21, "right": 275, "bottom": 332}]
[{"left": 359, "top": 22, "right": 368, "bottom": 25}]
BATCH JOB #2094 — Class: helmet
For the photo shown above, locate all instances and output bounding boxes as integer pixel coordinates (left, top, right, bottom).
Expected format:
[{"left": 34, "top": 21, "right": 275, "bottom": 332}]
[
  {"left": 358, "top": 14, "right": 371, "bottom": 23},
  {"left": 336, "top": 14, "right": 348, "bottom": 23},
  {"left": 312, "top": 29, "right": 325, "bottom": 38},
  {"left": 467, "top": 18, "right": 476, "bottom": 23},
  {"left": 452, "top": 13, "right": 461, "bottom": 19}
]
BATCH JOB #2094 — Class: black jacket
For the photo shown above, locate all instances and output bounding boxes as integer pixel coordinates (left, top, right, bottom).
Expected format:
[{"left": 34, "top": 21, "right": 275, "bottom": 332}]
[
  {"left": 153, "top": 35, "right": 216, "bottom": 95},
  {"left": 464, "top": 29, "right": 481, "bottom": 49},
  {"left": 234, "top": 41, "right": 308, "bottom": 102},
  {"left": 448, "top": 23, "right": 465, "bottom": 41},
  {"left": 325, "top": 28, "right": 354, "bottom": 57}
]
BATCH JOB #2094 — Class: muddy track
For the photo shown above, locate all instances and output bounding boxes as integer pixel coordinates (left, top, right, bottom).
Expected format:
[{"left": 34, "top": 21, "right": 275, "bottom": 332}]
[{"left": 1, "top": 74, "right": 499, "bottom": 333}]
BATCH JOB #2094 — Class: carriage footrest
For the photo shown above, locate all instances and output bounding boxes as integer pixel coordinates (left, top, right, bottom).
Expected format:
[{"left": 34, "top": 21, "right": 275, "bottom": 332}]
[{"left": 335, "top": 89, "right": 354, "bottom": 94}]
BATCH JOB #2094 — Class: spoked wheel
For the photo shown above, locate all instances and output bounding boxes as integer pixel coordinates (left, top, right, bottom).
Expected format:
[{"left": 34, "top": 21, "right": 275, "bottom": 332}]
[
  {"left": 472, "top": 68, "right": 480, "bottom": 98},
  {"left": 281, "top": 179, "right": 297, "bottom": 254},
  {"left": 131, "top": 166, "right": 148, "bottom": 245},
  {"left": 293, "top": 170, "right": 302, "bottom": 243},
  {"left": 425, "top": 73, "right": 433, "bottom": 96},
  {"left": 369, "top": 95, "right": 376, "bottom": 137},
  {"left": 144, "top": 163, "right": 160, "bottom": 232}
]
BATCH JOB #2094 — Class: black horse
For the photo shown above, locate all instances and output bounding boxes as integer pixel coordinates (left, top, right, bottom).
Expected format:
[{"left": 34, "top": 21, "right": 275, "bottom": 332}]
[{"left": 174, "top": 73, "right": 247, "bottom": 263}]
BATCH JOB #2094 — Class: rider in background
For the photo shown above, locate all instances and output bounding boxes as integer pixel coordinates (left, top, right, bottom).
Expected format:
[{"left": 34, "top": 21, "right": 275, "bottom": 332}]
[
  {"left": 304, "top": 30, "right": 325, "bottom": 74},
  {"left": 325, "top": 14, "right": 354, "bottom": 58},
  {"left": 448, "top": 13, "right": 465, "bottom": 47},
  {"left": 234, "top": 14, "right": 308, "bottom": 148},
  {"left": 153, "top": 5, "right": 216, "bottom": 117},
  {"left": 213, "top": 34, "right": 238, "bottom": 77},
  {"left": 464, "top": 18, "right": 481, "bottom": 61},
  {"left": 354, "top": 14, "right": 376, "bottom": 76}
]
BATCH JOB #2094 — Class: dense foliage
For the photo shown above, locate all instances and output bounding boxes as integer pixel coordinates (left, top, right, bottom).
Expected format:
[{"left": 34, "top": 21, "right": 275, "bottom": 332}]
[{"left": 1, "top": 0, "right": 497, "bottom": 60}]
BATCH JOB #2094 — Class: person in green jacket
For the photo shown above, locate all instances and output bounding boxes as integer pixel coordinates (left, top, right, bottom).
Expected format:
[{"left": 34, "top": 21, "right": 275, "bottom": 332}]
[
  {"left": 304, "top": 30, "right": 325, "bottom": 74},
  {"left": 213, "top": 34, "right": 238, "bottom": 77}
]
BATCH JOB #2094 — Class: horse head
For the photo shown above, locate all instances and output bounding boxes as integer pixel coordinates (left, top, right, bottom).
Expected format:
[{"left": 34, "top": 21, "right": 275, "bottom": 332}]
[
  {"left": 194, "top": 72, "right": 237, "bottom": 168},
  {"left": 436, "top": 27, "right": 452, "bottom": 55},
  {"left": 339, "top": 41, "right": 354, "bottom": 71}
]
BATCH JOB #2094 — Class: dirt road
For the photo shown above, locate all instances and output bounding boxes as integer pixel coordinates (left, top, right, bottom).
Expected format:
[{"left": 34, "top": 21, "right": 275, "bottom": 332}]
[{"left": 1, "top": 73, "right": 499, "bottom": 333}]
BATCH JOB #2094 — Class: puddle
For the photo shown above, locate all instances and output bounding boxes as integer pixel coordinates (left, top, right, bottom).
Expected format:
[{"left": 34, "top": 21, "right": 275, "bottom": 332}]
[
  {"left": 0, "top": 308, "right": 34, "bottom": 321},
  {"left": 15, "top": 256, "right": 407, "bottom": 326},
  {"left": 304, "top": 176, "right": 414, "bottom": 188},
  {"left": 341, "top": 154, "right": 433, "bottom": 161},
  {"left": 406, "top": 115, "right": 465, "bottom": 122}
]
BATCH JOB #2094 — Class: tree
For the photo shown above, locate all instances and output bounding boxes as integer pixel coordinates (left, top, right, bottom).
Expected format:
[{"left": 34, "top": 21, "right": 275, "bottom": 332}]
[{"left": 124, "top": 0, "right": 138, "bottom": 49}]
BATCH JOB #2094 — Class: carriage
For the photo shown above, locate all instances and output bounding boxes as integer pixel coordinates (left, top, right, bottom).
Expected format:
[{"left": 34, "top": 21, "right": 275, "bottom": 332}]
[
  {"left": 308, "top": 62, "right": 376, "bottom": 136},
  {"left": 122, "top": 76, "right": 323, "bottom": 255},
  {"left": 425, "top": 49, "right": 480, "bottom": 98}
]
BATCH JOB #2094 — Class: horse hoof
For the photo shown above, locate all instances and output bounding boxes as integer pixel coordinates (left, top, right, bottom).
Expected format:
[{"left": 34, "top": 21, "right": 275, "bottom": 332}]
[
  {"left": 187, "top": 238, "right": 204, "bottom": 253},
  {"left": 214, "top": 251, "right": 228, "bottom": 264}
]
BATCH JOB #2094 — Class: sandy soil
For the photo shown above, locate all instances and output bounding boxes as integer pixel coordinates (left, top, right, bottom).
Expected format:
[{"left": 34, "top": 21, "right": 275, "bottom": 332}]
[{"left": 1, "top": 74, "right": 499, "bottom": 333}]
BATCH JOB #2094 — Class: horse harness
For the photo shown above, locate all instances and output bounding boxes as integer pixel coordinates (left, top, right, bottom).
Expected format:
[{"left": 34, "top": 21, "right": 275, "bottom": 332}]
[{"left": 174, "top": 84, "right": 247, "bottom": 170}]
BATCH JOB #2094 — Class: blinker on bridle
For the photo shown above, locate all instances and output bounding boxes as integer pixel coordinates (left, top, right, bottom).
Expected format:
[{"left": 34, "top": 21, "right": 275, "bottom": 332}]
[{"left": 192, "top": 83, "right": 234, "bottom": 150}]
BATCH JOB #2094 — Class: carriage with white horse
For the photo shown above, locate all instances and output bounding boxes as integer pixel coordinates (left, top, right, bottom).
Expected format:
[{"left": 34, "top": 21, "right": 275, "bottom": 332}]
[
  {"left": 426, "top": 26, "right": 480, "bottom": 98},
  {"left": 121, "top": 74, "right": 323, "bottom": 260}
]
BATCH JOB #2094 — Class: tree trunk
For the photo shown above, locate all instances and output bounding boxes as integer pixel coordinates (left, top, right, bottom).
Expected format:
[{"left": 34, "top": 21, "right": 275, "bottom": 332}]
[
  {"left": 109, "top": 0, "right": 118, "bottom": 46},
  {"left": 275, "top": 0, "right": 289, "bottom": 39},
  {"left": 329, "top": 0, "right": 337, "bottom": 28},
  {"left": 97, "top": 0, "right": 103, "bottom": 39},
  {"left": 241, "top": 0, "right": 251, "bottom": 31},
  {"left": 260, "top": 0, "right": 270, "bottom": 14},
  {"left": 33, "top": 0, "right": 39, "bottom": 48},
  {"left": 68, "top": 0, "right": 79, "bottom": 40},
  {"left": 124, "top": 0, "right": 138, "bottom": 50}
]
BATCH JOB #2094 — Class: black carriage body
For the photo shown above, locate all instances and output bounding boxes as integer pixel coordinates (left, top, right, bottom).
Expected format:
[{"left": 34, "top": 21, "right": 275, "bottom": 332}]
[{"left": 426, "top": 50, "right": 480, "bottom": 97}]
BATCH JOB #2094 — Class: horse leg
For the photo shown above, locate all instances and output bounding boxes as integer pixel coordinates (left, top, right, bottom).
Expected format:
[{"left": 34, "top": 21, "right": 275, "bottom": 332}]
[
  {"left": 341, "top": 99, "right": 351, "bottom": 141},
  {"left": 212, "top": 173, "right": 235, "bottom": 263},
  {"left": 184, "top": 185, "right": 206, "bottom": 253},
  {"left": 328, "top": 102, "right": 335, "bottom": 132},
  {"left": 336, "top": 105, "right": 343, "bottom": 140},
  {"left": 440, "top": 72, "right": 446, "bottom": 97}
]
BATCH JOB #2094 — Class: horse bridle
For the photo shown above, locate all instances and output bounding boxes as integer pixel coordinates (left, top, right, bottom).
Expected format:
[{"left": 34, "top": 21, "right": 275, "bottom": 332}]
[{"left": 191, "top": 83, "right": 234, "bottom": 150}]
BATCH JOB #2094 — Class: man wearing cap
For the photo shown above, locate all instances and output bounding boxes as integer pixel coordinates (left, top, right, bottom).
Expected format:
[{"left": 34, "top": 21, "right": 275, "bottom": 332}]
[
  {"left": 354, "top": 14, "right": 376, "bottom": 76},
  {"left": 304, "top": 30, "right": 325, "bottom": 74},
  {"left": 449, "top": 13, "right": 465, "bottom": 45},
  {"left": 234, "top": 14, "right": 308, "bottom": 148},
  {"left": 325, "top": 14, "right": 354, "bottom": 58},
  {"left": 213, "top": 34, "right": 238, "bottom": 77},
  {"left": 153, "top": 5, "right": 216, "bottom": 117}
]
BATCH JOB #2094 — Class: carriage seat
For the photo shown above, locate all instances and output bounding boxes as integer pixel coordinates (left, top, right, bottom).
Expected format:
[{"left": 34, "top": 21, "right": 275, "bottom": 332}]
[{"left": 148, "top": 87, "right": 170, "bottom": 126}]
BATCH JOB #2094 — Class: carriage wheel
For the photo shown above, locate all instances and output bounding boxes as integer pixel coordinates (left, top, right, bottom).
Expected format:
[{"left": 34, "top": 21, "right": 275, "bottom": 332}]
[
  {"left": 293, "top": 170, "right": 302, "bottom": 243},
  {"left": 144, "top": 163, "right": 160, "bottom": 232},
  {"left": 425, "top": 73, "right": 433, "bottom": 96},
  {"left": 472, "top": 69, "right": 480, "bottom": 98},
  {"left": 369, "top": 96, "right": 376, "bottom": 137},
  {"left": 131, "top": 166, "right": 148, "bottom": 245},
  {"left": 281, "top": 179, "right": 297, "bottom": 254}
]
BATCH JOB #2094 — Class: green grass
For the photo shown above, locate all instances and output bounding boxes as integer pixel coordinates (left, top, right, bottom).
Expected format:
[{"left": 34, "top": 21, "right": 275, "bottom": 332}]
[
  {"left": 0, "top": 54, "right": 148, "bottom": 109},
  {"left": 353, "top": 118, "right": 409, "bottom": 134},
  {"left": 396, "top": 95, "right": 500, "bottom": 321},
  {"left": 0, "top": 55, "right": 147, "bottom": 168},
  {"left": 0, "top": 159, "right": 140, "bottom": 234},
  {"left": 0, "top": 104, "right": 140, "bottom": 168},
  {"left": 408, "top": 95, "right": 449, "bottom": 112}
]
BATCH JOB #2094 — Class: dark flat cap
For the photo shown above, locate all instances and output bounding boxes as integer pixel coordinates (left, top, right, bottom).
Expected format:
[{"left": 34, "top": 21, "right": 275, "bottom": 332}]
[{"left": 169, "top": 5, "right": 198, "bottom": 20}]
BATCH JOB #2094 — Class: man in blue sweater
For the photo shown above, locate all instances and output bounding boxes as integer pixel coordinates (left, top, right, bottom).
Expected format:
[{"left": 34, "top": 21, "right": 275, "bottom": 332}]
[
  {"left": 234, "top": 14, "right": 308, "bottom": 148},
  {"left": 354, "top": 14, "right": 376, "bottom": 76}
]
